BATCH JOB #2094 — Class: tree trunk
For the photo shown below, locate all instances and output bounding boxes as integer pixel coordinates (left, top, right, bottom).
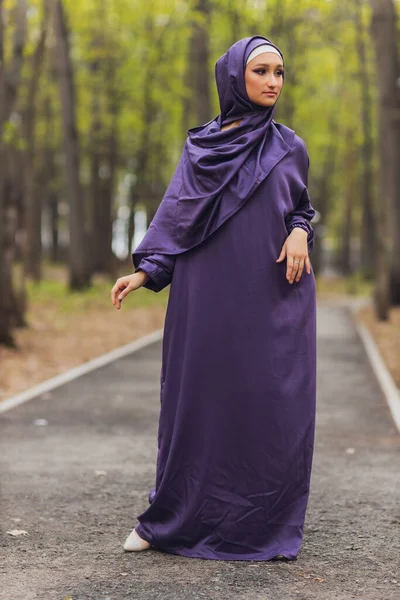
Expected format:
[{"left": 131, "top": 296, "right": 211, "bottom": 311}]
[
  {"left": 228, "top": 0, "right": 241, "bottom": 46},
  {"left": 191, "top": 0, "right": 211, "bottom": 124},
  {"left": 0, "top": 0, "right": 13, "bottom": 345},
  {"left": 182, "top": 0, "right": 211, "bottom": 135},
  {"left": 88, "top": 55, "right": 102, "bottom": 273},
  {"left": 310, "top": 115, "right": 338, "bottom": 277},
  {"left": 370, "top": 0, "right": 398, "bottom": 317},
  {"left": 24, "top": 2, "right": 48, "bottom": 281},
  {"left": 340, "top": 128, "right": 357, "bottom": 275},
  {"left": 90, "top": 51, "right": 118, "bottom": 278},
  {"left": 278, "top": 21, "right": 297, "bottom": 129},
  {"left": 0, "top": 0, "right": 27, "bottom": 346},
  {"left": 131, "top": 16, "right": 168, "bottom": 229},
  {"left": 99, "top": 112, "right": 118, "bottom": 279},
  {"left": 127, "top": 199, "right": 136, "bottom": 258},
  {"left": 354, "top": 0, "right": 376, "bottom": 281},
  {"left": 41, "top": 80, "right": 60, "bottom": 264},
  {"left": 53, "top": 0, "right": 91, "bottom": 290}
]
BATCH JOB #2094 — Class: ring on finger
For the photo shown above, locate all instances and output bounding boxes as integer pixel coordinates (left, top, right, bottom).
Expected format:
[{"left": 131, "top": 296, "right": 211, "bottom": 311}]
[{"left": 294, "top": 259, "right": 304, "bottom": 279}]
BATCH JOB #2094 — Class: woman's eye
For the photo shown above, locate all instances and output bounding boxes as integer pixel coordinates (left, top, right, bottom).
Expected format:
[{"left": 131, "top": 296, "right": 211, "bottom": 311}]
[{"left": 253, "top": 69, "right": 284, "bottom": 77}]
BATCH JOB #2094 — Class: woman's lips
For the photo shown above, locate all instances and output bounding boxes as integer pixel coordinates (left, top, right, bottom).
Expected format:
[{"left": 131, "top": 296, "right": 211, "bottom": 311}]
[{"left": 263, "top": 92, "right": 277, "bottom": 96}]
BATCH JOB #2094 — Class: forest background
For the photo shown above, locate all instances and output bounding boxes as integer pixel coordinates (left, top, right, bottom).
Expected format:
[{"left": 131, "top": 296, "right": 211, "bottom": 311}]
[{"left": 0, "top": 0, "right": 399, "bottom": 401}]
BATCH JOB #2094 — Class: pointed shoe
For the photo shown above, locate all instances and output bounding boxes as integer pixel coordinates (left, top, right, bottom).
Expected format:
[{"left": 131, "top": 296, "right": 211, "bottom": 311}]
[{"left": 123, "top": 528, "right": 152, "bottom": 552}]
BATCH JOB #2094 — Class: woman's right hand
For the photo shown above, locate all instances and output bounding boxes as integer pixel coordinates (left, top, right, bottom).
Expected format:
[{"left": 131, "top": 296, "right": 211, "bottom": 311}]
[{"left": 111, "top": 271, "right": 150, "bottom": 310}]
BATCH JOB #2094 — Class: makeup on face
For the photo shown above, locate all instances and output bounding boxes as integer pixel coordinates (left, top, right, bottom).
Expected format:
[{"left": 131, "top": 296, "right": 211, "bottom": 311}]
[{"left": 244, "top": 53, "right": 284, "bottom": 106}]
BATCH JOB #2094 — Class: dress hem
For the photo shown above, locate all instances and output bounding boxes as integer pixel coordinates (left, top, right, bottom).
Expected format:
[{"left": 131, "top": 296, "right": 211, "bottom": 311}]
[{"left": 135, "top": 524, "right": 298, "bottom": 562}]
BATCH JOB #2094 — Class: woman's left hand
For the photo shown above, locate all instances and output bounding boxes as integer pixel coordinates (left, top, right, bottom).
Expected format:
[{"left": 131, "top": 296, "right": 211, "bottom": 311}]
[{"left": 276, "top": 228, "right": 311, "bottom": 284}]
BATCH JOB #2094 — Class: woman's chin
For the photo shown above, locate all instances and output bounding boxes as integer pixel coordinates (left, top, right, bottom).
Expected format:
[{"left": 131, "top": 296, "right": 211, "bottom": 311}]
[
  {"left": 262, "top": 97, "right": 277, "bottom": 106},
  {"left": 253, "top": 96, "right": 278, "bottom": 108}
]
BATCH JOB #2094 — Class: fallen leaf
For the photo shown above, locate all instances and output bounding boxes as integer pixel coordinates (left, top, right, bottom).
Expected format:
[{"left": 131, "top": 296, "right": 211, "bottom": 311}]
[{"left": 7, "top": 529, "right": 29, "bottom": 536}]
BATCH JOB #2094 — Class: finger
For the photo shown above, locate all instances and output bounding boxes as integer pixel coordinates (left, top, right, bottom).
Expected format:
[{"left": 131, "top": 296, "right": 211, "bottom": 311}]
[
  {"left": 295, "top": 259, "right": 305, "bottom": 282},
  {"left": 289, "top": 262, "right": 300, "bottom": 284},
  {"left": 289, "top": 258, "right": 302, "bottom": 284},
  {"left": 118, "top": 284, "right": 133, "bottom": 304},
  {"left": 276, "top": 245, "right": 286, "bottom": 262},
  {"left": 286, "top": 255, "right": 295, "bottom": 282},
  {"left": 111, "top": 284, "right": 120, "bottom": 306},
  {"left": 305, "top": 256, "right": 311, "bottom": 274},
  {"left": 111, "top": 280, "right": 124, "bottom": 302},
  {"left": 111, "top": 285, "right": 122, "bottom": 306}
]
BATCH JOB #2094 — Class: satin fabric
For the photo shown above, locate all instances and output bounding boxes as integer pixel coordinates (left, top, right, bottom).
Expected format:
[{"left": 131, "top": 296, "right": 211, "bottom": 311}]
[
  {"left": 131, "top": 36, "right": 317, "bottom": 561},
  {"left": 132, "top": 36, "right": 296, "bottom": 269}
]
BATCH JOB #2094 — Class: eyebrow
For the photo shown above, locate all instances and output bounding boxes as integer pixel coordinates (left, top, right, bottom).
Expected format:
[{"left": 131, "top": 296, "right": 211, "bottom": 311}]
[{"left": 253, "top": 63, "right": 284, "bottom": 68}]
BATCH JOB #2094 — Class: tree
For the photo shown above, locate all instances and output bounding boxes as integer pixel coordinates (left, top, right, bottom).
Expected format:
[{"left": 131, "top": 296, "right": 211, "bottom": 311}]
[
  {"left": 370, "top": 0, "right": 400, "bottom": 317},
  {"left": 0, "top": 0, "right": 27, "bottom": 346},
  {"left": 23, "top": 0, "right": 49, "bottom": 281},
  {"left": 182, "top": 0, "right": 212, "bottom": 132},
  {"left": 53, "top": 0, "right": 91, "bottom": 289},
  {"left": 354, "top": 0, "right": 376, "bottom": 281}
]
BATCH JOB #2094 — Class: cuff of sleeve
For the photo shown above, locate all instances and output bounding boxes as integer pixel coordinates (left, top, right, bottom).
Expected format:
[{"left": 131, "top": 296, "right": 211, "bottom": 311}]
[
  {"left": 288, "top": 222, "right": 312, "bottom": 240},
  {"left": 134, "top": 262, "right": 170, "bottom": 293},
  {"left": 286, "top": 221, "right": 315, "bottom": 253}
]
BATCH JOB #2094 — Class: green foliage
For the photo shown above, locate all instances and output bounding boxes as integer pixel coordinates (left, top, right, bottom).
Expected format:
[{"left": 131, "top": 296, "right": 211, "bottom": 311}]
[
  {"left": 26, "top": 269, "right": 169, "bottom": 313},
  {"left": 2, "top": 119, "right": 26, "bottom": 150},
  {"left": 316, "top": 270, "right": 374, "bottom": 297},
  {"left": 15, "top": 0, "right": 384, "bottom": 254}
]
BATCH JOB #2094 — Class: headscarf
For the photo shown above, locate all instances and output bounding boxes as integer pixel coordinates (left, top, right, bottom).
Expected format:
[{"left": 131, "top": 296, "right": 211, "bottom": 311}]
[
  {"left": 132, "top": 35, "right": 294, "bottom": 267},
  {"left": 245, "top": 43, "right": 282, "bottom": 66}
]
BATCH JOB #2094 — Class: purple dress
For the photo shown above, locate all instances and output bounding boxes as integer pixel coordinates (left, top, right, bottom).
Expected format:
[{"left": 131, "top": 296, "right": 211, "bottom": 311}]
[{"left": 131, "top": 36, "right": 317, "bottom": 561}]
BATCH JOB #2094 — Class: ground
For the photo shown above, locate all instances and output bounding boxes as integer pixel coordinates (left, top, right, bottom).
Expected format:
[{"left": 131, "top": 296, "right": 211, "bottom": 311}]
[{"left": 1, "top": 299, "right": 399, "bottom": 600}]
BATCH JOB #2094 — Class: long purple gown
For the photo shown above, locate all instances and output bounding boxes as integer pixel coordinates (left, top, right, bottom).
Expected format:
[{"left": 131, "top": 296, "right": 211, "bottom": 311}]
[{"left": 131, "top": 36, "right": 317, "bottom": 561}]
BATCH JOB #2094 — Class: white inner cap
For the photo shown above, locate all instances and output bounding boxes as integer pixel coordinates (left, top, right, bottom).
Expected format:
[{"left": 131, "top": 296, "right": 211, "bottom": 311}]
[{"left": 246, "top": 44, "right": 282, "bottom": 66}]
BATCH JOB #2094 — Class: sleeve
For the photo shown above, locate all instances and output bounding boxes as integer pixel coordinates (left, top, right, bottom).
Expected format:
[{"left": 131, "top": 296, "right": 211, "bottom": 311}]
[
  {"left": 285, "top": 187, "right": 316, "bottom": 252},
  {"left": 284, "top": 140, "right": 316, "bottom": 253},
  {"left": 134, "top": 253, "right": 176, "bottom": 293}
]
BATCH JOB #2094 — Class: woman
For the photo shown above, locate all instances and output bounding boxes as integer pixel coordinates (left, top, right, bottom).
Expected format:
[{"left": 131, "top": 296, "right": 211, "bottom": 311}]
[{"left": 111, "top": 35, "right": 317, "bottom": 561}]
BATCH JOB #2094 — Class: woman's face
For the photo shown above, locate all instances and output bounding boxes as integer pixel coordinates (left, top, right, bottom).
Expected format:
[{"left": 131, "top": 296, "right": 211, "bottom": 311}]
[{"left": 244, "top": 52, "right": 284, "bottom": 107}]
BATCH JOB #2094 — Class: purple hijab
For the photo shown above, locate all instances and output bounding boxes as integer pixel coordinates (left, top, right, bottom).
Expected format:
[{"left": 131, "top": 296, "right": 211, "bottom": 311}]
[{"left": 132, "top": 36, "right": 293, "bottom": 268}]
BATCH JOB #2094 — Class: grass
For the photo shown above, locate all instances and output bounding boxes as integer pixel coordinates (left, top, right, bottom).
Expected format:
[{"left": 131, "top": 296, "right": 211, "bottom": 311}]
[
  {"left": 315, "top": 270, "right": 374, "bottom": 298},
  {"left": 24, "top": 261, "right": 169, "bottom": 315}
]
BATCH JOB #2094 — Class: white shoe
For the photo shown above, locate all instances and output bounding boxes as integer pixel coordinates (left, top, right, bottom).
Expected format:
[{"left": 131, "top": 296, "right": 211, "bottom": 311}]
[{"left": 123, "top": 528, "right": 152, "bottom": 552}]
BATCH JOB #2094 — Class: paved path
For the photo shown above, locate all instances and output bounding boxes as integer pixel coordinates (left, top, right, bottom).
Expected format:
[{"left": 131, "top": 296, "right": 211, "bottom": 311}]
[{"left": 1, "top": 300, "right": 399, "bottom": 600}]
